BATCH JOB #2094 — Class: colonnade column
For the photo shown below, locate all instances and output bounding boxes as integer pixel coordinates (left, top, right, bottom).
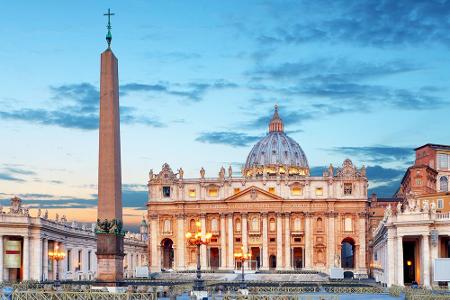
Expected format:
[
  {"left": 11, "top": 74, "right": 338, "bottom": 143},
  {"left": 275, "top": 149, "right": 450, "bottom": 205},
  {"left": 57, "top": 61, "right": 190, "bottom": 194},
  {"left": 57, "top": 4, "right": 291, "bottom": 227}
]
[
  {"left": 327, "top": 212, "right": 336, "bottom": 269},
  {"left": 227, "top": 213, "right": 234, "bottom": 269},
  {"left": 422, "top": 234, "right": 431, "bottom": 288},
  {"left": 200, "top": 214, "right": 207, "bottom": 269},
  {"left": 34, "top": 237, "right": 43, "bottom": 281},
  {"left": 396, "top": 235, "right": 404, "bottom": 286},
  {"left": 176, "top": 214, "right": 185, "bottom": 270},
  {"left": 262, "top": 213, "right": 269, "bottom": 270},
  {"left": 387, "top": 235, "right": 395, "bottom": 287},
  {"left": 220, "top": 213, "right": 227, "bottom": 269},
  {"left": 284, "top": 212, "right": 291, "bottom": 270},
  {"left": 304, "top": 213, "right": 312, "bottom": 269},
  {"left": 23, "top": 236, "right": 30, "bottom": 280},
  {"left": 358, "top": 212, "right": 367, "bottom": 273},
  {"left": 242, "top": 213, "right": 248, "bottom": 268},
  {"left": 430, "top": 230, "right": 439, "bottom": 285},
  {"left": 0, "top": 236, "right": 3, "bottom": 281},
  {"left": 276, "top": 213, "right": 283, "bottom": 269},
  {"left": 150, "top": 214, "right": 160, "bottom": 272},
  {"left": 43, "top": 238, "right": 48, "bottom": 281}
]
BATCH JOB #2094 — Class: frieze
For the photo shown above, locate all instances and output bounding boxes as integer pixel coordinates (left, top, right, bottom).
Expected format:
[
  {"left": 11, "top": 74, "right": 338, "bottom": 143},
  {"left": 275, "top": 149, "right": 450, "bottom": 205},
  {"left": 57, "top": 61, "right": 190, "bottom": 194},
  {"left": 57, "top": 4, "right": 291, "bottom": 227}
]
[{"left": 95, "top": 218, "right": 125, "bottom": 236}]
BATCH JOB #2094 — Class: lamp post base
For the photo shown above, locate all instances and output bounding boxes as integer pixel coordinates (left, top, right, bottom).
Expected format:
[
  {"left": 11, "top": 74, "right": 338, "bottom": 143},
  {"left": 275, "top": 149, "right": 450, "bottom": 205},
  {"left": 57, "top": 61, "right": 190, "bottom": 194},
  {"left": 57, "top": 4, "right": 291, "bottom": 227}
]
[{"left": 193, "top": 278, "right": 205, "bottom": 291}]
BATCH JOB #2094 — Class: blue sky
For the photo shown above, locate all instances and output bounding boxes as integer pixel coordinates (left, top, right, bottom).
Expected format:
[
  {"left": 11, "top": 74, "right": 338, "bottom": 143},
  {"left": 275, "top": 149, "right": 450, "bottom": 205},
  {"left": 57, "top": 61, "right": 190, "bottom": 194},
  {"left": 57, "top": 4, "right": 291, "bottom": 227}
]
[{"left": 0, "top": 0, "right": 449, "bottom": 229}]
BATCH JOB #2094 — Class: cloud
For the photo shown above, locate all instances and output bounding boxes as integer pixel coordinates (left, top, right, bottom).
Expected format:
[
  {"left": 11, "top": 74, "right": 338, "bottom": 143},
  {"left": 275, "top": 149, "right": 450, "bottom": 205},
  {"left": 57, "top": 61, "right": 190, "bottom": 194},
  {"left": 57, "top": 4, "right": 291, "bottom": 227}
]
[
  {"left": 365, "top": 165, "right": 404, "bottom": 183},
  {"left": 121, "top": 80, "right": 238, "bottom": 102},
  {"left": 259, "top": 1, "right": 450, "bottom": 48},
  {"left": 0, "top": 83, "right": 165, "bottom": 130},
  {"left": 329, "top": 145, "right": 413, "bottom": 164},
  {"left": 196, "top": 132, "right": 262, "bottom": 147},
  {"left": 0, "top": 173, "right": 25, "bottom": 182},
  {"left": 3, "top": 166, "right": 36, "bottom": 176},
  {"left": 368, "top": 179, "right": 402, "bottom": 197}
]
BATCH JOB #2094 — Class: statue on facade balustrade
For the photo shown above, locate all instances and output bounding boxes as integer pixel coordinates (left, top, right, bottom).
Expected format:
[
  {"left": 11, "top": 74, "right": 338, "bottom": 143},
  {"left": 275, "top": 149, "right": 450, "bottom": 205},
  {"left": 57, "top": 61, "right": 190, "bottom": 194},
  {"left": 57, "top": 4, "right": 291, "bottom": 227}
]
[
  {"left": 385, "top": 204, "right": 392, "bottom": 217},
  {"left": 423, "top": 200, "right": 430, "bottom": 213},
  {"left": 178, "top": 168, "right": 184, "bottom": 179},
  {"left": 148, "top": 169, "right": 153, "bottom": 181},
  {"left": 431, "top": 202, "right": 437, "bottom": 214},
  {"left": 334, "top": 254, "right": 341, "bottom": 267},
  {"left": 200, "top": 167, "right": 205, "bottom": 179},
  {"left": 44, "top": 209, "right": 48, "bottom": 219},
  {"left": 228, "top": 165, "right": 232, "bottom": 178},
  {"left": 397, "top": 202, "right": 402, "bottom": 214}
]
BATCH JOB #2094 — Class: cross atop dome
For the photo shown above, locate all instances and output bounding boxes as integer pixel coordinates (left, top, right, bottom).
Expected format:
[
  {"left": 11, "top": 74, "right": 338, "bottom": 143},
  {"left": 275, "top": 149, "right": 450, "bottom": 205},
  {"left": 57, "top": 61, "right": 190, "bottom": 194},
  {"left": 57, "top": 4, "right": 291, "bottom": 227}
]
[{"left": 269, "top": 104, "right": 284, "bottom": 132}]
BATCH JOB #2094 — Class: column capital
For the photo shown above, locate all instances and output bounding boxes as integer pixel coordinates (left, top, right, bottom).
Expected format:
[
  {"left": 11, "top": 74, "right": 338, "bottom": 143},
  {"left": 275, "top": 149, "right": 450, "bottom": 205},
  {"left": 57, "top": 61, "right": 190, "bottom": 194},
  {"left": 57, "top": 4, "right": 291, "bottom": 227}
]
[
  {"left": 304, "top": 212, "right": 314, "bottom": 218},
  {"left": 276, "top": 212, "right": 283, "bottom": 218},
  {"left": 284, "top": 212, "right": 291, "bottom": 217},
  {"left": 149, "top": 214, "right": 158, "bottom": 220},
  {"left": 220, "top": 212, "right": 226, "bottom": 218},
  {"left": 261, "top": 212, "right": 268, "bottom": 218},
  {"left": 199, "top": 213, "right": 207, "bottom": 219},
  {"left": 226, "top": 212, "right": 234, "bottom": 218},
  {"left": 241, "top": 212, "right": 248, "bottom": 218},
  {"left": 175, "top": 213, "right": 185, "bottom": 219}
]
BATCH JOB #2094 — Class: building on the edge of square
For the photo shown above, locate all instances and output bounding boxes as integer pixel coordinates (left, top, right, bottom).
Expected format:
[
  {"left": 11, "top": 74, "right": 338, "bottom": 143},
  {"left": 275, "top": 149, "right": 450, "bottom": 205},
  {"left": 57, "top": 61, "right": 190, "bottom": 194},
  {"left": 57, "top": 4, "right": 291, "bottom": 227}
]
[
  {"left": 147, "top": 106, "right": 369, "bottom": 278},
  {"left": 366, "top": 193, "right": 401, "bottom": 278},
  {"left": 0, "top": 196, "right": 148, "bottom": 282},
  {"left": 396, "top": 144, "right": 450, "bottom": 211},
  {"left": 372, "top": 193, "right": 450, "bottom": 287}
]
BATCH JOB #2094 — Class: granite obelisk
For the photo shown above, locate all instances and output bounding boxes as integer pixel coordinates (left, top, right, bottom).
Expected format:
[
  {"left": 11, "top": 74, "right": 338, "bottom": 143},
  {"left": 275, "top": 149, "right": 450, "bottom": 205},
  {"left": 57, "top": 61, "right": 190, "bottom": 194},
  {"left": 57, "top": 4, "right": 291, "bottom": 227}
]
[{"left": 96, "top": 9, "right": 124, "bottom": 283}]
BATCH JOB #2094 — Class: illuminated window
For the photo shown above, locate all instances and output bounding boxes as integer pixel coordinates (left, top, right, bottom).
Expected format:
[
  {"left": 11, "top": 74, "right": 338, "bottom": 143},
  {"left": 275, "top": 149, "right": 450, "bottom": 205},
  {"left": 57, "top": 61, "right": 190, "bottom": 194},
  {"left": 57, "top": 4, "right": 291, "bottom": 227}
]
[
  {"left": 188, "top": 189, "right": 196, "bottom": 197},
  {"left": 344, "top": 183, "right": 352, "bottom": 195},
  {"left": 291, "top": 186, "right": 302, "bottom": 196},
  {"left": 235, "top": 218, "right": 241, "bottom": 232},
  {"left": 315, "top": 187, "right": 323, "bottom": 196},
  {"left": 208, "top": 188, "right": 218, "bottom": 197},
  {"left": 234, "top": 188, "right": 240, "bottom": 194},
  {"left": 268, "top": 187, "right": 275, "bottom": 194},
  {"left": 415, "top": 178, "right": 422, "bottom": 186}
]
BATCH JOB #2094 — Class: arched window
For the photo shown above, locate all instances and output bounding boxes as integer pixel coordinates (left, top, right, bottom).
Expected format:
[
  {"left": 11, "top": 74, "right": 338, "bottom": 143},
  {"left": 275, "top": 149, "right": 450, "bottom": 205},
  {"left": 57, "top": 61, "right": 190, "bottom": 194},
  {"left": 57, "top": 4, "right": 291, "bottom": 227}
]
[
  {"left": 269, "top": 218, "right": 276, "bottom": 232},
  {"left": 211, "top": 218, "right": 218, "bottom": 232},
  {"left": 235, "top": 218, "right": 241, "bottom": 232},
  {"left": 252, "top": 217, "right": 259, "bottom": 231},
  {"left": 317, "top": 217, "right": 323, "bottom": 231},
  {"left": 163, "top": 219, "right": 171, "bottom": 233},
  {"left": 294, "top": 217, "right": 301, "bottom": 231},
  {"left": 440, "top": 176, "right": 448, "bottom": 192}
]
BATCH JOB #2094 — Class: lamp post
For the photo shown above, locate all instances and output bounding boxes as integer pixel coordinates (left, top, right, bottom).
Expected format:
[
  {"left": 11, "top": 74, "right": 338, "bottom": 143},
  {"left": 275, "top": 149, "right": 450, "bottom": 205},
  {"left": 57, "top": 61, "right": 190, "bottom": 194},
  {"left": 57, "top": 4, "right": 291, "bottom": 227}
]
[
  {"left": 48, "top": 244, "right": 66, "bottom": 287},
  {"left": 234, "top": 247, "right": 252, "bottom": 289},
  {"left": 185, "top": 221, "right": 212, "bottom": 292}
]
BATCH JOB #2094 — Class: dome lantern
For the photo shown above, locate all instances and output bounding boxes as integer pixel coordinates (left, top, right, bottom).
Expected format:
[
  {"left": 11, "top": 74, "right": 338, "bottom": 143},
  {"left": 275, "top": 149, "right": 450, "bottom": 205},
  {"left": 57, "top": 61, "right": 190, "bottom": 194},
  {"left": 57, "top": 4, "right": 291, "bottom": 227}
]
[{"left": 269, "top": 105, "right": 284, "bottom": 133}]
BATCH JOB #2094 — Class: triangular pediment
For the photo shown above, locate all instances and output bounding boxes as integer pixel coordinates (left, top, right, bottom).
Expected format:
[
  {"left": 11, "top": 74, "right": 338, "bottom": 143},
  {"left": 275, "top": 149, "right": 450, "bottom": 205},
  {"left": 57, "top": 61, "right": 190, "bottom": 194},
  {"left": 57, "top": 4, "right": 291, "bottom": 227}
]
[{"left": 224, "top": 186, "right": 283, "bottom": 202}]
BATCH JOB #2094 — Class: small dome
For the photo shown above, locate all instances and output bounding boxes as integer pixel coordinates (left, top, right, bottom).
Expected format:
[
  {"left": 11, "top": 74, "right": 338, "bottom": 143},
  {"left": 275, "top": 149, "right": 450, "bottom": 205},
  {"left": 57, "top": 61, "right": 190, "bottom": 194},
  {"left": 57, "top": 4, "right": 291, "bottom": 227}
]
[{"left": 243, "top": 105, "right": 309, "bottom": 177}]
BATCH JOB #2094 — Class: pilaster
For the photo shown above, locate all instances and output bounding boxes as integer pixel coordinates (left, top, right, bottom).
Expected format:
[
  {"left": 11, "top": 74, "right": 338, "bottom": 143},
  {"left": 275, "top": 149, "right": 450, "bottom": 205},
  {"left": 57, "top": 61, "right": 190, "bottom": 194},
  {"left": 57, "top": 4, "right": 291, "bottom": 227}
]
[
  {"left": 284, "top": 212, "right": 291, "bottom": 270},
  {"left": 276, "top": 213, "right": 283, "bottom": 269},
  {"left": 261, "top": 213, "right": 269, "bottom": 270}
]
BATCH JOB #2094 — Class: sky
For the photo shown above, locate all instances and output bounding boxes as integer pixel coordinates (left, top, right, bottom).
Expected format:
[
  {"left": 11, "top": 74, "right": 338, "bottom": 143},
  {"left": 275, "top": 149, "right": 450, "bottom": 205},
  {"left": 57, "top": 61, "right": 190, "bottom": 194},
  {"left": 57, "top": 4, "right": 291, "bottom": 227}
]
[{"left": 0, "top": 0, "right": 449, "bottom": 230}]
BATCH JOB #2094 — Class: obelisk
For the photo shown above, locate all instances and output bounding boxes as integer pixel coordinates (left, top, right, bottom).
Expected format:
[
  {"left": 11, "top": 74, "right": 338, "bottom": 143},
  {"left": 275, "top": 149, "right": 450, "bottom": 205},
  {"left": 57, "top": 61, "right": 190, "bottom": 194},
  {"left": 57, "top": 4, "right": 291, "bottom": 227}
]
[{"left": 96, "top": 9, "right": 124, "bottom": 283}]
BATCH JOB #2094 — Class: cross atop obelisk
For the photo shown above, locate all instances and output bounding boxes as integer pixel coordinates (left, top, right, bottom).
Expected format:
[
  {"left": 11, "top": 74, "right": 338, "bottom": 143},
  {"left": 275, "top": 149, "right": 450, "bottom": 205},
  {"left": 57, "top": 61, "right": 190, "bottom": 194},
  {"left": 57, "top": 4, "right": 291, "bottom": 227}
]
[
  {"left": 96, "top": 9, "right": 124, "bottom": 284},
  {"left": 104, "top": 8, "right": 115, "bottom": 48}
]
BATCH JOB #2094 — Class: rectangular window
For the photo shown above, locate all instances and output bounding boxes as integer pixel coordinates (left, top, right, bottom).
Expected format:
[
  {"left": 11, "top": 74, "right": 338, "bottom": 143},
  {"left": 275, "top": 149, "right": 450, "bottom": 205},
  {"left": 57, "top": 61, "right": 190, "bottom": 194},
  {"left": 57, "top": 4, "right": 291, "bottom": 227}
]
[
  {"left": 315, "top": 187, "right": 323, "bottom": 196},
  {"left": 208, "top": 188, "right": 218, "bottom": 197},
  {"left": 78, "top": 250, "right": 82, "bottom": 271},
  {"left": 344, "top": 183, "right": 352, "bottom": 195},
  {"left": 188, "top": 189, "right": 196, "bottom": 197},
  {"left": 291, "top": 186, "right": 302, "bottom": 196},
  {"left": 438, "top": 154, "right": 449, "bottom": 170},
  {"left": 233, "top": 188, "right": 240, "bottom": 194},
  {"left": 294, "top": 237, "right": 301, "bottom": 243},
  {"left": 268, "top": 187, "right": 275, "bottom": 194},
  {"left": 270, "top": 237, "right": 276, "bottom": 243},
  {"left": 438, "top": 199, "right": 444, "bottom": 209},
  {"left": 415, "top": 178, "right": 422, "bottom": 186},
  {"left": 162, "top": 186, "right": 171, "bottom": 197},
  {"left": 235, "top": 237, "right": 241, "bottom": 243},
  {"left": 67, "top": 249, "right": 71, "bottom": 271},
  {"left": 88, "top": 251, "right": 91, "bottom": 271}
]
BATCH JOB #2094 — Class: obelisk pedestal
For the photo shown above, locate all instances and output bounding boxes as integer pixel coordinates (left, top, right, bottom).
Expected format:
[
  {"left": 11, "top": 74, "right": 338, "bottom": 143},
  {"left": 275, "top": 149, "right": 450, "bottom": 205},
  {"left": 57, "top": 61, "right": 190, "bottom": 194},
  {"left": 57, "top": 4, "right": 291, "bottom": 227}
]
[{"left": 95, "top": 48, "right": 125, "bottom": 285}]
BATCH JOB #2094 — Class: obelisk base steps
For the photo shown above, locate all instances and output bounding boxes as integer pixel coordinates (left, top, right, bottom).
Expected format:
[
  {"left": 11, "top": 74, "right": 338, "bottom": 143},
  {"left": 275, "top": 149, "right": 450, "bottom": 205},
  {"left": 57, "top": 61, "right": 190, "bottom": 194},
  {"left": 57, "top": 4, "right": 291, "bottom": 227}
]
[{"left": 96, "top": 234, "right": 124, "bottom": 283}]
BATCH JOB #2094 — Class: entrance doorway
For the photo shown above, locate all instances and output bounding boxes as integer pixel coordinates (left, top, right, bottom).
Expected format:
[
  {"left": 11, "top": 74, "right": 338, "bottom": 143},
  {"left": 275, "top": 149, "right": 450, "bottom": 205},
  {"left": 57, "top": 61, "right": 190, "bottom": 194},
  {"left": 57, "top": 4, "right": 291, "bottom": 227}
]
[
  {"left": 403, "top": 241, "right": 416, "bottom": 284},
  {"left": 250, "top": 247, "right": 260, "bottom": 270},
  {"left": 269, "top": 255, "right": 276, "bottom": 269},
  {"left": 161, "top": 238, "right": 174, "bottom": 270},
  {"left": 341, "top": 238, "right": 355, "bottom": 268},
  {"left": 209, "top": 247, "right": 219, "bottom": 269},
  {"left": 293, "top": 247, "right": 303, "bottom": 269}
]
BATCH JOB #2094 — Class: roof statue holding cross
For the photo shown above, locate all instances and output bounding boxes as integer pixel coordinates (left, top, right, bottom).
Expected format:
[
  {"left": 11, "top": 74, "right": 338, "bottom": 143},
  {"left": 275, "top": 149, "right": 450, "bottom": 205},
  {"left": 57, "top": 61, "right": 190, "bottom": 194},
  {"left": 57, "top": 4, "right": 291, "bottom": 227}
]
[{"left": 104, "top": 8, "right": 115, "bottom": 48}]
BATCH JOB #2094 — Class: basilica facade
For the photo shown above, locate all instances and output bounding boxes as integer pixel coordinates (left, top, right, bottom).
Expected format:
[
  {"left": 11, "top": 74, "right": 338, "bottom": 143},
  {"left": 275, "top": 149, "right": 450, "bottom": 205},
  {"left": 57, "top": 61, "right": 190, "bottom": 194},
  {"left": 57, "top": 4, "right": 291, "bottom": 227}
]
[{"left": 147, "top": 106, "right": 369, "bottom": 278}]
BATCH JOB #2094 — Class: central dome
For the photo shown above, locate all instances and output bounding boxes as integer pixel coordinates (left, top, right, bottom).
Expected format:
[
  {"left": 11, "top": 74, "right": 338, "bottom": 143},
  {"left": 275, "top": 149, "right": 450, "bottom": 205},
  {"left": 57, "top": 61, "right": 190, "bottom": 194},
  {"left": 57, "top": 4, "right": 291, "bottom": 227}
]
[{"left": 243, "top": 105, "right": 309, "bottom": 177}]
